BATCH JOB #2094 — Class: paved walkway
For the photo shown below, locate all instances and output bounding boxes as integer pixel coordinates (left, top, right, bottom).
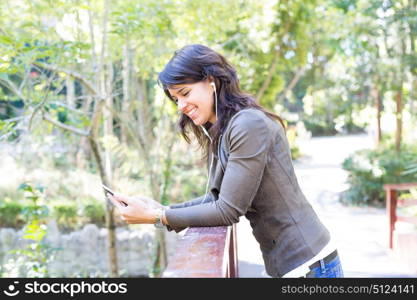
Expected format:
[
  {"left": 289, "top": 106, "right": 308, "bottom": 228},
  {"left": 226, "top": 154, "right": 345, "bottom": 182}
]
[{"left": 237, "top": 133, "right": 417, "bottom": 278}]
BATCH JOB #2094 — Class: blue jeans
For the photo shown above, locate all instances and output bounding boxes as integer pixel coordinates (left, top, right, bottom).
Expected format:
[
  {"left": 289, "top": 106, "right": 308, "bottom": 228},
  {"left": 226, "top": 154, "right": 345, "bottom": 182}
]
[{"left": 305, "top": 254, "right": 344, "bottom": 278}]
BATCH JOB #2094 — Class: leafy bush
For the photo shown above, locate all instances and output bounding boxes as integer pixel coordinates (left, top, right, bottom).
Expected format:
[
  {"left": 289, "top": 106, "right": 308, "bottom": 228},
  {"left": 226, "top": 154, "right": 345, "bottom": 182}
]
[
  {"left": 286, "top": 126, "right": 302, "bottom": 160},
  {"left": 51, "top": 202, "right": 79, "bottom": 230},
  {"left": 0, "top": 200, "right": 24, "bottom": 227},
  {"left": 82, "top": 201, "right": 106, "bottom": 227},
  {"left": 3, "top": 219, "right": 60, "bottom": 277},
  {"left": 0, "top": 182, "right": 107, "bottom": 229},
  {"left": 303, "top": 119, "right": 338, "bottom": 136},
  {"left": 2, "top": 183, "right": 57, "bottom": 277},
  {"left": 342, "top": 144, "right": 417, "bottom": 206},
  {"left": 21, "top": 204, "right": 50, "bottom": 223}
]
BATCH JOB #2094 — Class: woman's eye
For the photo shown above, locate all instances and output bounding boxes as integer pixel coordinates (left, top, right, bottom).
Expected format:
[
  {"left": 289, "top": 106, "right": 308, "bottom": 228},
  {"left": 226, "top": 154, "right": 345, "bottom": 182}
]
[{"left": 172, "top": 91, "right": 188, "bottom": 104}]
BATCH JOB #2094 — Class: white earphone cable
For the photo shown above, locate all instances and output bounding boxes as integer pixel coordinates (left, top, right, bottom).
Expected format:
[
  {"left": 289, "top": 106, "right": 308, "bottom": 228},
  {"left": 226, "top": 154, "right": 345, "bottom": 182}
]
[{"left": 200, "top": 82, "right": 217, "bottom": 204}]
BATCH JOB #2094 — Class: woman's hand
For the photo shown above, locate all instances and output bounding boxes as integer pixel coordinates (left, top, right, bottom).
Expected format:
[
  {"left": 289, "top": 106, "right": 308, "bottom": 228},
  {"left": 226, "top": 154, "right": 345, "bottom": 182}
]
[
  {"left": 108, "top": 193, "right": 161, "bottom": 224},
  {"left": 135, "top": 195, "right": 166, "bottom": 211}
]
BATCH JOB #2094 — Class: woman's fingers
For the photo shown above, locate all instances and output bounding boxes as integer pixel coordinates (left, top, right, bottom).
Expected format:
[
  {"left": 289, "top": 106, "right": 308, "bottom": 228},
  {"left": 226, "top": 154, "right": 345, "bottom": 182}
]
[
  {"left": 134, "top": 196, "right": 162, "bottom": 209},
  {"left": 108, "top": 194, "right": 127, "bottom": 208},
  {"left": 114, "top": 193, "right": 131, "bottom": 207},
  {"left": 106, "top": 194, "right": 158, "bottom": 225},
  {"left": 107, "top": 194, "right": 120, "bottom": 208}
]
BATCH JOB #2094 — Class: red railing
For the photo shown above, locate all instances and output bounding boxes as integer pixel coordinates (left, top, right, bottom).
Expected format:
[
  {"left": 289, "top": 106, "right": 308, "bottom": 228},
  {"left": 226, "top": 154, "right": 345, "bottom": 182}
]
[
  {"left": 384, "top": 183, "right": 417, "bottom": 249},
  {"left": 162, "top": 224, "right": 238, "bottom": 277}
]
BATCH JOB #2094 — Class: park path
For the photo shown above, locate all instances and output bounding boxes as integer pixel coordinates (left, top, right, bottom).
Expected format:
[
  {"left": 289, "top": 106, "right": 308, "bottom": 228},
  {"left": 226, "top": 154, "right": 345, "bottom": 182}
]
[{"left": 237, "top": 133, "right": 417, "bottom": 278}]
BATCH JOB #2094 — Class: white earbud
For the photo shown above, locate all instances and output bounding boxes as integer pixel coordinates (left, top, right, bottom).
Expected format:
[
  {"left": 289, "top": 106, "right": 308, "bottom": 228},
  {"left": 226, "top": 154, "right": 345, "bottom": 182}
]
[{"left": 210, "top": 82, "right": 218, "bottom": 122}]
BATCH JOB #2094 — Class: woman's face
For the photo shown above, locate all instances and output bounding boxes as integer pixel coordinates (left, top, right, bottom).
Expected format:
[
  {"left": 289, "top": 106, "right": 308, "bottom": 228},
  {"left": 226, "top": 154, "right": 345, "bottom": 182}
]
[{"left": 168, "top": 80, "right": 216, "bottom": 125}]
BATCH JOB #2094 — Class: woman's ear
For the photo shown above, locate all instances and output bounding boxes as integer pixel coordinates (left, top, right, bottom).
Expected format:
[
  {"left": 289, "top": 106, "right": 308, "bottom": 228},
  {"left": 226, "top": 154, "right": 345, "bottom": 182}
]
[
  {"left": 206, "top": 76, "right": 216, "bottom": 91},
  {"left": 206, "top": 75, "right": 215, "bottom": 84}
]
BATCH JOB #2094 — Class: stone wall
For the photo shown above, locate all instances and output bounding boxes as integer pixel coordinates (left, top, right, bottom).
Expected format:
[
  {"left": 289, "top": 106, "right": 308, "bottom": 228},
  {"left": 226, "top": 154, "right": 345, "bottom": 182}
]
[{"left": 0, "top": 221, "right": 180, "bottom": 277}]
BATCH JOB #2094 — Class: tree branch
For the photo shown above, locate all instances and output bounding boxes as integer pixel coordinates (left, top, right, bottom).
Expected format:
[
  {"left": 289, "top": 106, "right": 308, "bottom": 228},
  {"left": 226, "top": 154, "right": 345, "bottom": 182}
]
[
  {"left": 256, "top": 48, "right": 281, "bottom": 103},
  {"left": 50, "top": 101, "right": 86, "bottom": 115},
  {"left": 32, "top": 62, "right": 101, "bottom": 97},
  {"left": 89, "top": 99, "right": 104, "bottom": 138},
  {"left": 18, "top": 66, "right": 31, "bottom": 93},
  {"left": 1, "top": 116, "right": 26, "bottom": 123},
  {"left": 42, "top": 111, "right": 90, "bottom": 136},
  {"left": 256, "top": 20, "right": 292, "bottom": 103},
  {"left": 29, "top": 67, "right": 58, "bottom": 130},
  {"left": 277, "top": 67, "right": 306, "bottom": 102},
  {"left": 102, "top": 101, "right": 147, "bottom": 154},
  {"left": 0, "top": 77, "right": 26, "bottom": 100}
]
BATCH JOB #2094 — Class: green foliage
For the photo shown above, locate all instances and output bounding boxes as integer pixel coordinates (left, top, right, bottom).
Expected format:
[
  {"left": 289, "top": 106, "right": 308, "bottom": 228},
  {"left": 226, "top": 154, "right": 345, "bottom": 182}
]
[
  {"left": 1, "top": 0, "right": 417, "bottom": 278},
  {"left": 1, "top": 183, "right": 57, "bottom": 277},
  {"left": 301, "top": 84, "right": 368, "bottom": 136},
  {"left": 2, "top": 219, "right": 59, "bottom": 277},
  {"left": 403, "top": 162, "right": 417, "bottom": 178},
  {"left": 0, "top": 179, "right": 107, "bottom": 230},
  {"left": 18, "top": 183, "right": 50, "bottom": 222},
  {"left": 286, "top": 126, "right": 302, "bottom": 160},
  {"left": 82, "top": 201, "right": 106, "bottom": 227},
  {"left": 342, "top": 144, "right": 417, "bottom": 206},
  {"left": 0, "top": 200, "right": 24, "bottom": 227},
  {"left": 303, "top": 119, "right": 338, "bottom": 136},
  {"left": 0, "top": 120, "right": 18, "bottom": 141},
  {"left": 51, "top": 202, "right": 78, "bottom": 230}
]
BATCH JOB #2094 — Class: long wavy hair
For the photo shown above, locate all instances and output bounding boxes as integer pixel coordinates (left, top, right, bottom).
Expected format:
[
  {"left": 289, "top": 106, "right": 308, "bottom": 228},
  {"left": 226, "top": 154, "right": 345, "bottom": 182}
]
[{"left": 158, "top": 44, "right": 285, "bottom": 160}]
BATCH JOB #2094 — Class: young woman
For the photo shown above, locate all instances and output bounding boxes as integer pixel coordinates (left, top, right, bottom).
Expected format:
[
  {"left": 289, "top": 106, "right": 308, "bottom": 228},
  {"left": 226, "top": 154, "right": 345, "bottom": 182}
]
[{"left": 108, "top": 44, "right": 344, "bottom": 278}]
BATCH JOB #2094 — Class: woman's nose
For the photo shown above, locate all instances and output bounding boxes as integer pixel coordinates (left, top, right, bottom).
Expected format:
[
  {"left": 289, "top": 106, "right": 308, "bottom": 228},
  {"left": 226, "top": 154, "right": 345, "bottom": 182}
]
[{"left": 177, "top": 99, "right": 187, "bottom": 112}]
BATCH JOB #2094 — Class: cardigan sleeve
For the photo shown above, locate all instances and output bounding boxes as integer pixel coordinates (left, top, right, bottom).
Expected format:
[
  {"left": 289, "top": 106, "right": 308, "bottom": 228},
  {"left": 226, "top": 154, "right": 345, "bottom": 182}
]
[
  {"left": 165, "top": 110, "right": 272, "bottom": 233},
  {"left": 169, "top": 193, "right": 214, "bottom": 209},
  {"left": 165, "top": 194, "right": 214, "bottom": 233}
]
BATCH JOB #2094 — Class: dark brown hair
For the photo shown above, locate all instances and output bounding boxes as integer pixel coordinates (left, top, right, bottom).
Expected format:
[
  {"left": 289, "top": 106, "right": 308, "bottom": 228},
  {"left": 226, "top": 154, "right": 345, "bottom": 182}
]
[{"left": 158, "top": 44, "right": 285, "bottom": 160}]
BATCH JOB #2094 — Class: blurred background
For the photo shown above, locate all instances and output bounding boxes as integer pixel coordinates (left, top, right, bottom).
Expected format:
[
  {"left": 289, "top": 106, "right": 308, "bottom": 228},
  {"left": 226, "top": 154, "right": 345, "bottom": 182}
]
[{"left": 0, "top": 0, "right": 417, "bottom": 278}]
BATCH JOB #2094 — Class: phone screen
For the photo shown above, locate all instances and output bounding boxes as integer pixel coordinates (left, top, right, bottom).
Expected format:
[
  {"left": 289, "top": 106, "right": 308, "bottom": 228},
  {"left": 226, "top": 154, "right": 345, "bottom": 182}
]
[
  {"left": 102, "top": 184, "right": 128, "bottom": 207},
  {"left": 102, "top": 184, "right": 114, "bottom": 196}
]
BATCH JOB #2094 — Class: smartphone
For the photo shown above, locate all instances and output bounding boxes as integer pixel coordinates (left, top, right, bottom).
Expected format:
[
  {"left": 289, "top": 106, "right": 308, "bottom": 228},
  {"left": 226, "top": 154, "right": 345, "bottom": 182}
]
[
  {"left": 102, "top": 184, "right": 128, "bottom": 207},
  {"left": 102, "top": 184, "right": 115, "bottom": 196}
]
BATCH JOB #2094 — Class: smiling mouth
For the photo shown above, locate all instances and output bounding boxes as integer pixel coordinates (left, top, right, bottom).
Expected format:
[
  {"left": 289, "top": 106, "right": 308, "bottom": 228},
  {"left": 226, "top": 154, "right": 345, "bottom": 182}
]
[{"left": 188, "top": 107, "right": 198, "bottom": 119}]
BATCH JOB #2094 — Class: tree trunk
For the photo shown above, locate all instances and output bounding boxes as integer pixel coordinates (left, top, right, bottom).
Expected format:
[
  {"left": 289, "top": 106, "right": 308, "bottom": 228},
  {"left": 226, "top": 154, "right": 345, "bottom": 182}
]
[
  {"left": 104, "top": 61, "right": 114, "bottom": 177},
  {"left": 395, "top": 87, "right": 403, "bottom": 153},
  {"left": 153, "top": 230, "right": 168, "bottom": 277},
  {"left": 154, "top": 128, "right": 176, "bottom": 276},
  {"left": 104, "top": 61, "right": 118, "bottom": 277},
  {"left": 98, "top": 0, "right": 119, "bottom": 277},
  {"left": 121, "top": 39, "right": 131, "bottom": 144},
  {"left": 373, "top": 85, "right": 382, "bottom": 147},
  {"left": 134, "top": 74, "right": 168, "bottom": 276},
  {"left": 89, "top": 0, "right": 118, "bottom": 277},
  {"left": 66, "top": 76, "right": 75, "bottom": 108},
  {"left": 75, "top": 136, "right": 88, "bottom": 170},
  {"left": 153, "top": 123, "right": 176, "bottom": 277},
  {"left": 395, "top": 31, "right": 407, "bottom": 154},
  {"left": 412, "top": 78, "right": 417, "bottom": 121},
  {"left": 149, "top": 163, "right": 166, "bottom": 276},
  {"left": 408, "top": 3, "right": 417, "bottom": 138},
  {"left": 76, "top": 86, "right": 93, "bottom": 170},
  {"left": 135, "top": 76, "right": 148, "bottom": 146},
  {"left": 256, "top": 49, "right": 280, "bottom": 104},
  {"left": 88, "top": 132, "right": 118, "bottom": 277},
  {"left": 277, "top": 67, "right": 306, "bottom": 102},
  {"left": 256, "top": 20, "right": 292, "bottom": 104}
]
